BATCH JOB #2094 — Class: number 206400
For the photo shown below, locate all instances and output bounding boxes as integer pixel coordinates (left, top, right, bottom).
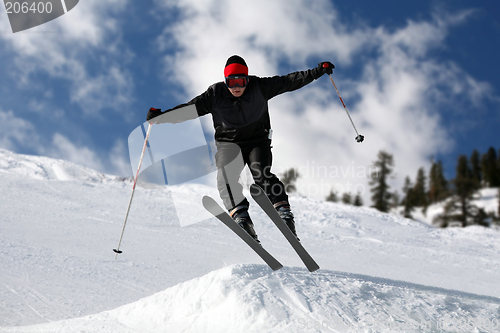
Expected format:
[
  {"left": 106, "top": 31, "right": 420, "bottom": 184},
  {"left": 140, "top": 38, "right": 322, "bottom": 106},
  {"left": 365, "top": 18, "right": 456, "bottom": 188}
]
[{"left": 5, "top": 2, "right": 53, "bottom": 14}]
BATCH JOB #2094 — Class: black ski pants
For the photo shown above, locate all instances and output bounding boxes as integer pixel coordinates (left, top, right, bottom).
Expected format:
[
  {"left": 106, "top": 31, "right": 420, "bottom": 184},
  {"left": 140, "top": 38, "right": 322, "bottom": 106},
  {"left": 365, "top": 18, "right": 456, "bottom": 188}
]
[{"left": 215, "top": 140, "right": 288, "bottom": 211}]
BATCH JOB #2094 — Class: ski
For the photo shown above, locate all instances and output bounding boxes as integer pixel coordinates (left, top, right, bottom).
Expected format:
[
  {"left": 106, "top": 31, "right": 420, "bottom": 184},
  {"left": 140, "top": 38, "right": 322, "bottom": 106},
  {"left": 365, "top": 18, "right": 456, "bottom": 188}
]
[
  {"left": 202, "top": 196, "right": 283, "bottom": 271},
  {"left": 250, "top": 184, "right": 320, "bottom": 272}
]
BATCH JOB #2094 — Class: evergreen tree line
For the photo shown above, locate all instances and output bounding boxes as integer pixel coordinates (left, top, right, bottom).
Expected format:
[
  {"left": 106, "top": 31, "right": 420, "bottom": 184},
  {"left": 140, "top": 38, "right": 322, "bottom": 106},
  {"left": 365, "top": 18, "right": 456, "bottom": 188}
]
[
  {"left": 368, "top": 147, "right": 500, "bottom": 227},
  {"left": 279, "top": 146, "right": 500, "bottom": 226},
  {"left": 325, "top": 189, "right": 363, "bottom": 206}
]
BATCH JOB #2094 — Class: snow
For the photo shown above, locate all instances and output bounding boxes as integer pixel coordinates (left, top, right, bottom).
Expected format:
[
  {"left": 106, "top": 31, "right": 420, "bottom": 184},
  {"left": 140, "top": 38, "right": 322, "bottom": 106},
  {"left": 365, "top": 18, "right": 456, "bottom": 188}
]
[
  {"left": 4, "top": 265, "right": 500, "bottom": 333},
  {"left": 1, "top": 148, "right": 499, "bottom": 332},
  {"left": 0, "top": 149, "right": 119, "bottom": 182}
]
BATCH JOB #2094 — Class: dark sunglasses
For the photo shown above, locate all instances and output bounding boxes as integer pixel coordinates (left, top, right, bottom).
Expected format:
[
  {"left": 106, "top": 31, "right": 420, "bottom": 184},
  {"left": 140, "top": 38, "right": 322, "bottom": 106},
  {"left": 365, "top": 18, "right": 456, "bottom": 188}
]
[{"left": 225, "top": 75, "right": 249, "bottom": 88}]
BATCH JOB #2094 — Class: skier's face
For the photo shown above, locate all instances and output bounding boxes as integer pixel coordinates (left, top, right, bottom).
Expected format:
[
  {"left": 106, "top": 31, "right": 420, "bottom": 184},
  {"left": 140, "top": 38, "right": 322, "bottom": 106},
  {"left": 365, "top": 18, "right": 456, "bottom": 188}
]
[
  {"left": 228, "top": 86, "right": 246, "bottom": 97},
  {"left": 225, "top": 75, "right": 248, "bottom": 97}
]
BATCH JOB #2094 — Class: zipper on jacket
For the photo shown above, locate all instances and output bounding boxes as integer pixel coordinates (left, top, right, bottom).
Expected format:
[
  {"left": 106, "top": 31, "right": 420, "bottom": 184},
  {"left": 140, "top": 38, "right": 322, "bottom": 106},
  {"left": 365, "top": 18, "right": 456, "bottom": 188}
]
[{"left": 238, "top": 99, "right": 247, "bottom": 123}]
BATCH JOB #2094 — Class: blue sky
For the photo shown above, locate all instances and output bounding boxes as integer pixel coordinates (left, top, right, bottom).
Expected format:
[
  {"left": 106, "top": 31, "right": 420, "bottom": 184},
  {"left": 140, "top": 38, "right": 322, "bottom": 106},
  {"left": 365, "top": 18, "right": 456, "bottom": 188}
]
[{"left": 0, "top": 0, "right": 499, "bottom": 202}]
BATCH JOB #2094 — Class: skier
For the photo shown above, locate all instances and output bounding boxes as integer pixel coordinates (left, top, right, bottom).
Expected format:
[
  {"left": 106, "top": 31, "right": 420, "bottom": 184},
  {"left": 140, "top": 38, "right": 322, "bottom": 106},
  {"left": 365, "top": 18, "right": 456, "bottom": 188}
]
[{"left": 147, "top": 55, "right": 334, "bottom": 242}]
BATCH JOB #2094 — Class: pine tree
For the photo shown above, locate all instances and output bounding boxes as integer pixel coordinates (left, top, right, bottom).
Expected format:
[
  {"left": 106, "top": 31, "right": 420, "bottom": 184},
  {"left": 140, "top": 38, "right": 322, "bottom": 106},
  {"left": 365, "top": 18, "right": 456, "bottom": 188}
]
[
  {"left": 353, "top": 193, "right": 363, "bottom": 207},
  {"left": 455, "top": 155, "right": 480, "bottom": 226},
  {"left": 497, "top": 148, "right": 500, "bottom": 188},
  {"left": 428, "top": 160, "right": 448, "bottom": 203},
  {"left": 369, "top": 150, "right": 394, "bottom": 213},
  {"left": 413, "top": 167, "right": 428, "bottom": 209},
  {"left": 390, "top": 191, "right": 400, "bottom": 211},
  {"left": 401, "top": 176, "right": 415, "bottom": 218},
  {"left": 470, "top": 149, "right": 482, "bottom": 189},
  {"left": 498, "top": 148, "right": 500, "bottom": 184},
  {"left": 481, "top": 147, "right": 500, "bottom": 187},
  {"left": 435, "top": 155, "right": 479, "bottom": 227},
  {"left": 281, "top": 168, "right": 300, "bottom": 193},
  {"left": 497, "top": 188, "right": 500, "bottom": 220},
  {"left": 325, "top": 189, "right": 338, "bottom": 202},
  {"left": 341, "top": 192, "right": 352, "bottom": 205}
]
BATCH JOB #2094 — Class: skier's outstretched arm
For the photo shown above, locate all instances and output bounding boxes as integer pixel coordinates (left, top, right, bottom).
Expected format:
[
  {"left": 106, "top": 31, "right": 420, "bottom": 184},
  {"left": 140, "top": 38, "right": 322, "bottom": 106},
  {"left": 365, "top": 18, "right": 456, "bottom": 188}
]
[
  {"left": 146, "top": 85, "right": 215, "bottom": 124},
  {"left": 259, "top": 61, "right": 334, "bottom": 100}
]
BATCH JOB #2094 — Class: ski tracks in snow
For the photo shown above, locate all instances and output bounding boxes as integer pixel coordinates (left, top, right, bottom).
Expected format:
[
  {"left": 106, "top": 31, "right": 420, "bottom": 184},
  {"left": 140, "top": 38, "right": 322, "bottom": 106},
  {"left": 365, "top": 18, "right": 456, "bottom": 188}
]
[{"left": 0, "top": 275, "right": 72, "bottom": 326}]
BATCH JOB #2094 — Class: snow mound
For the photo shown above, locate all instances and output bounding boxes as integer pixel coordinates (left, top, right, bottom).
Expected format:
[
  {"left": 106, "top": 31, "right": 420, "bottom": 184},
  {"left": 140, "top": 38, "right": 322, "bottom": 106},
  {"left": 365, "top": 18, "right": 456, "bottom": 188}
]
[
  {"left": 6, "top": 264, "right": 500, "bottom": 333},
  {"left": 0, "top": 148, "right": 123, "bottom": 182}
]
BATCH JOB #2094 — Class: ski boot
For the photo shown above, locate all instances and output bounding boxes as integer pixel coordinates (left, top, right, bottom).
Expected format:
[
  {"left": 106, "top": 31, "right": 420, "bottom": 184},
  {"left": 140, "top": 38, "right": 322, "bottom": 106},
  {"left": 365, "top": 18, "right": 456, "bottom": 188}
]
[
  {"left": 274, "top": 201, "right": 300, "bottom": 241},
  {"left": 230, "top": 205, "right": 260, "bottom": 243}
]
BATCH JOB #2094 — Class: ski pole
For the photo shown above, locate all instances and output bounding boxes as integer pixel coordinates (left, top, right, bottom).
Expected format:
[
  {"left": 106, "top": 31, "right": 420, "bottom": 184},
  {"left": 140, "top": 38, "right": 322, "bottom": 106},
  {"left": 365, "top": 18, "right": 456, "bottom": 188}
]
[
  {"left": 113, "top": 122, "right": 153, "bottom": 258},
  {"left": 328, "top": 74, "right": 364, "bottom": 143}
]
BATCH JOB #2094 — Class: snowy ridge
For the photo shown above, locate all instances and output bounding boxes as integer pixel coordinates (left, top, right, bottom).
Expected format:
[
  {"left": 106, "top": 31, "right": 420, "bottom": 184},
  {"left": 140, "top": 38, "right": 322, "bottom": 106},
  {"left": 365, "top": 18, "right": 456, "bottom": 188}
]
[
  {"left": 1, "top": 149, "right": 500, "bottom": 332},
  {"left": 0, "top": 148, "right": 123, "bottom": 182},
  {"left": 4, "top": 264, "right": 500, "bottom": 333}
]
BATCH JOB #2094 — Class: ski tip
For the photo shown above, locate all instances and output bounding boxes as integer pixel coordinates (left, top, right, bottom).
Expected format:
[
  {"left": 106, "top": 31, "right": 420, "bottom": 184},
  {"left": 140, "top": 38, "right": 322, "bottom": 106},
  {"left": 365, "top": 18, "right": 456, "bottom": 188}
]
[
  {"left": 308, "top": 265, "right": 320, "bottom": 273},
  {"left": 201, "top": 195, "right": 211, "bottom": 205}
]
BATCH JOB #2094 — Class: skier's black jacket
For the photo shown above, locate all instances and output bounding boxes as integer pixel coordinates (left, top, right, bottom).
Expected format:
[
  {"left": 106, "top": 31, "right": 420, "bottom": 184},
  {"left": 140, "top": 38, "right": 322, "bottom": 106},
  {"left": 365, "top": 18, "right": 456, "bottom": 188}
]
[{"left": 169, "top": 67, "right": 325, "bottom": 145}]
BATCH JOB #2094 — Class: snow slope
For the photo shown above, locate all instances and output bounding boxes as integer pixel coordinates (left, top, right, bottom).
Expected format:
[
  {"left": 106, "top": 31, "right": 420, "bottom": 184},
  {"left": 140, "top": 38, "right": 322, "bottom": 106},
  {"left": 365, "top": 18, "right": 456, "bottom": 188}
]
[{"left": 1, "top": 148, "right": 499, "bottom": 332}]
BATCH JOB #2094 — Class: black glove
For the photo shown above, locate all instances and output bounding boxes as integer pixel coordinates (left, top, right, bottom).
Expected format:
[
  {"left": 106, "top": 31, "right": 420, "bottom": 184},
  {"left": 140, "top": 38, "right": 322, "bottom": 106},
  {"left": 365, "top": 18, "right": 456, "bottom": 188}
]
[
  {"left": 146, "top": 107, "right": 163, "bottom": 122},
  {"left": 318, "top": 61, "right": 335, "bottom": 75}
]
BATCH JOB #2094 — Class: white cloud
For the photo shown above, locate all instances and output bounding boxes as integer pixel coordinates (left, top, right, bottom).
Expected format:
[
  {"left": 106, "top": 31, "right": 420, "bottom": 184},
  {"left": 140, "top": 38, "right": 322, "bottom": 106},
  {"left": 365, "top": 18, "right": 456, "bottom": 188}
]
[
  {"left": 70, "top": 66, "right": 134, "bottom": 118},
  {"left": 0, "top": 109, "right": 40, "bottom": 150},
  {"left": 0, "top": 0, "right": 137, "bottom": 176},
  {"left": 0, "top": 108, "right": 131, "bottom": 177},
  {"left": 156, "top": 0, "right": 372, "bottom": 96},
  {"left": 41, "top": 133, "right": 104, "bottom": 172},
  {"left": 38, "top": 133, "right": 132, "bottom": 178},
  {"left": 152, "top": 0, "right": 496, "bottom": 204},
  {"left": 0, "top": 0, "right": 134, "bottom": 116},
  {"left": 108, "top": 139, "right": 133, "bottom": 177}
]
